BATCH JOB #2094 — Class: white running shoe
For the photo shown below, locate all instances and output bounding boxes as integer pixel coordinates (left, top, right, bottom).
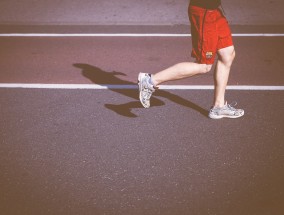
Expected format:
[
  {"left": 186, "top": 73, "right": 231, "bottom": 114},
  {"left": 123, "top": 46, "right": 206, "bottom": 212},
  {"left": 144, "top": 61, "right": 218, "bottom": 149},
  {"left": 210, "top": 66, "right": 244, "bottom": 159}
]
[
  {"left": 138, "top": 73, "right": 155, "bottom": 108},
  {"left": 208, "top": 102, "right": 244, "bottom": 119}
]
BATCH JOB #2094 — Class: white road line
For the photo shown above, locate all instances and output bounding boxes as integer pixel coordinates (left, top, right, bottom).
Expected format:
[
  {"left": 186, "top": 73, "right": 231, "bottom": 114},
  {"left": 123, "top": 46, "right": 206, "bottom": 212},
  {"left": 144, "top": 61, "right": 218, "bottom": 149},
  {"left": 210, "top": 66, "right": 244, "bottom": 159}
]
[
  {"left": 0, "top": 33, "right": 284, "bottom": 37},
  {"left": 0, "top": 84, "right": 283, "bottom": 90}
]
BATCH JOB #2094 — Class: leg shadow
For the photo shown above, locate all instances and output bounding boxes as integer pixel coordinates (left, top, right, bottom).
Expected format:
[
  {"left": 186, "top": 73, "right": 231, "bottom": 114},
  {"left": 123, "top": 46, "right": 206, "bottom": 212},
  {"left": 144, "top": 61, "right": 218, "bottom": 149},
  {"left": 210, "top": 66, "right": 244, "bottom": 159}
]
[
  {"left": 73, "top": 63, "right": 208, "bottom": 118},
  {"left": 155, "top": 90, "right": 208, "bottom": 117}
]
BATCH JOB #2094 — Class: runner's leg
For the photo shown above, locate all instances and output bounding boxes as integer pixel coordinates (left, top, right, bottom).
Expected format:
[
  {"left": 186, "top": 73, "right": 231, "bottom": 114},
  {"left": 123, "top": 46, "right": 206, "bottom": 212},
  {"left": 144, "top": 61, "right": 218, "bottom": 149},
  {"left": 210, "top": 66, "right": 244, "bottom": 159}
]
[
  {"left": 213, "top": 45, "right": 235, "bottom": 107},
  {"left": 152, "top": 62, "right": 212, "bottom": 86}
]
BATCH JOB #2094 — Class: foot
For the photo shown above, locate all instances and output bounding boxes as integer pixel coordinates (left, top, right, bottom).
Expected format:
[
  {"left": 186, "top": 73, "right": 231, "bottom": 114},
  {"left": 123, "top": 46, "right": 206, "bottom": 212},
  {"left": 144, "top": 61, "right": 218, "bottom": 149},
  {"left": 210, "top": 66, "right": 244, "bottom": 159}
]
[
  {"left": 208, "top": 102, "right": 244, "bottom": 119},
  {"left": 138, "top": 73, "right": 155, "bottom": 108}
]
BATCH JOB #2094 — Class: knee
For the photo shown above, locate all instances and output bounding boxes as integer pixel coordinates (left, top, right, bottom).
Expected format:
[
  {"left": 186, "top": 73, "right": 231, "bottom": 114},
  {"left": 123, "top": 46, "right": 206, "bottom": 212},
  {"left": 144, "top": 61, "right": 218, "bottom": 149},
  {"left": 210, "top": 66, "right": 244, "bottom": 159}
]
[
  {"left": 201, "top": 64, "right": 213, "bottom": 74},
  {"left": 220, "top": 49, "right": 236, "bottom": 67},
  {"left": 231, "top": 49, "right": 236, "bottom": 62},
  {"left": 227, "top": 50, "right": 236, "bottom": 67}
]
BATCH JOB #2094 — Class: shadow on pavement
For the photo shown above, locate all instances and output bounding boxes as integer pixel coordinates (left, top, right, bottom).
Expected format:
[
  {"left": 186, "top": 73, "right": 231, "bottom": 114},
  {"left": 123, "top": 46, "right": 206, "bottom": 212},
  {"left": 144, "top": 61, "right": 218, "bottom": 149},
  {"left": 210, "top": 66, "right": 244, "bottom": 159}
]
[{"left": 73, "top": 63, "right": 208, "bottom": 118}]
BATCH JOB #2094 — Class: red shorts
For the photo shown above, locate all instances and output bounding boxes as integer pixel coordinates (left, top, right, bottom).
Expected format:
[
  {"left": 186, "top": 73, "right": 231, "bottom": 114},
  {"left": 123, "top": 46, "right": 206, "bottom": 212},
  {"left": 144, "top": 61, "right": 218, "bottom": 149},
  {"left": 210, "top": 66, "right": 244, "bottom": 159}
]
[{"left": 188, "top": 5, "right": 233, "bottom": 64}]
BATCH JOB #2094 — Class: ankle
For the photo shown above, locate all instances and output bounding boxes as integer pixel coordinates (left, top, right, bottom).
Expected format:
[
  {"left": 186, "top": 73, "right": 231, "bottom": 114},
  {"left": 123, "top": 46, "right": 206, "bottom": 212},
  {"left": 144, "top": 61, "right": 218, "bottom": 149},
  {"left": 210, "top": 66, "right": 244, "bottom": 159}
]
[
  {"left": 150, "top": 75, "right": 158, "bottom": 87},
  {"left": 213, "top": 100, "right": 226, "bottom": 108}
]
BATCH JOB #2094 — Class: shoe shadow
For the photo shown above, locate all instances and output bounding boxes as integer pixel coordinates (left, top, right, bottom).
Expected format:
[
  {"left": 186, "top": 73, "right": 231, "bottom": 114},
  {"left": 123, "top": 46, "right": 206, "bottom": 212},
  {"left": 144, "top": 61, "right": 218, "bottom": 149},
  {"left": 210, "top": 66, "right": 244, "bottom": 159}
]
[{"left": 73, "top": 63, "right": 208, "bottom": 118}]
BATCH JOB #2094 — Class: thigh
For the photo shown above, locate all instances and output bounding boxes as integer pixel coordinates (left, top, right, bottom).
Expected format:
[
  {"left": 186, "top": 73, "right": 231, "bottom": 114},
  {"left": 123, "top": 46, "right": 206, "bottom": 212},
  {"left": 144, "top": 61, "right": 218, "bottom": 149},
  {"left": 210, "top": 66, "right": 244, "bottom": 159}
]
[
  {"left": 202, "top": 10, "right": 219, "bottom": 64},
  {"left": 188, "top": 6, "right": 219, "bottom": 64},
  {"left": 216, "top": 10, "right": 234, "bottom": 50}
]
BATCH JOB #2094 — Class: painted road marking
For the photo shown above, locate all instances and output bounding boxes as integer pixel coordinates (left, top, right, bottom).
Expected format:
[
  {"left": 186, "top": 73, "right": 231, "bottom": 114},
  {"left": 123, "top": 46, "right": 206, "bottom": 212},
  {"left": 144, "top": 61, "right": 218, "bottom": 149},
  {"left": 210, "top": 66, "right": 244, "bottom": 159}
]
[
  {"left": 0, "top": 33, "right": 284, "bottom": 37},
  {"left": 0, "top": 84, "right": 283, "bottom": 90}
]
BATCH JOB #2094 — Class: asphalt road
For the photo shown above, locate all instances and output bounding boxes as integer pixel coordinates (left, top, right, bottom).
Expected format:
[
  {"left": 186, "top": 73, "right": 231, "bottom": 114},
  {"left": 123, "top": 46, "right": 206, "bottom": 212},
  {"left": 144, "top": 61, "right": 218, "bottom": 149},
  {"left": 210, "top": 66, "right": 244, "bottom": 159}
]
[
  {"left": 0, "top": 36, "right": 283, "bottom": 86},
  {"left": 0, "top": 1, "right": 284, "bottom": 215},
  {"left": 0, "top": 88, "right": 283, "bottom": 215},
  {"left": 0, "top": 0, "right": 284, "bottom": 25}
]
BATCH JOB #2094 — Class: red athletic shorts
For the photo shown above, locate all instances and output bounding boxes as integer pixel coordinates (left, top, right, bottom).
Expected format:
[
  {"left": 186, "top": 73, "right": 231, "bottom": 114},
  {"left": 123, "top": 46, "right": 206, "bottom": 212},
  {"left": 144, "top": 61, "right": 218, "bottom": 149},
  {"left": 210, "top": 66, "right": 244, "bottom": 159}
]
[{"left": 188, "top": 5, "right": 233, "bottom": 64}]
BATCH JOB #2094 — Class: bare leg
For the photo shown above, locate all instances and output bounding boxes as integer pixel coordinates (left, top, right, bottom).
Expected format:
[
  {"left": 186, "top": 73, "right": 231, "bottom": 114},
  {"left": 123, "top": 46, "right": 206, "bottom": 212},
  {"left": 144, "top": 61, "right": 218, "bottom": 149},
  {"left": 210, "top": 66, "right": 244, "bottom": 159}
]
[
  {"left": 213, "top": 46, "right": 236, "bottom": 107},
  {"left": 152, "top": 62, "right": 212, "bottom": 86}
]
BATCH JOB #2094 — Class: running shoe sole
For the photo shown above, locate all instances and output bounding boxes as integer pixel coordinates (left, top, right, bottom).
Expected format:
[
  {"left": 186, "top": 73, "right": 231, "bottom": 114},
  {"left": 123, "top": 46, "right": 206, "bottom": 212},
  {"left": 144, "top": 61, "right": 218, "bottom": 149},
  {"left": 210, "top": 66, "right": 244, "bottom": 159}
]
[
  {"left": 138, "top": 73, "right": 149, "bottom": 108},
  {"left": 209, "top": 111, "right": 244, "bottom": 119}
]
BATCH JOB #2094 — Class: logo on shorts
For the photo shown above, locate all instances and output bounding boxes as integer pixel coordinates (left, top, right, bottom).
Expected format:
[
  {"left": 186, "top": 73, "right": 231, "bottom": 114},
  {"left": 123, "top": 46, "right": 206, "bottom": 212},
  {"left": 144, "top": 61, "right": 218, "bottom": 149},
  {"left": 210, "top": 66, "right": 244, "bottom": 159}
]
[{"left": 206, "top": 52, "right": 213, "bottom": 59}]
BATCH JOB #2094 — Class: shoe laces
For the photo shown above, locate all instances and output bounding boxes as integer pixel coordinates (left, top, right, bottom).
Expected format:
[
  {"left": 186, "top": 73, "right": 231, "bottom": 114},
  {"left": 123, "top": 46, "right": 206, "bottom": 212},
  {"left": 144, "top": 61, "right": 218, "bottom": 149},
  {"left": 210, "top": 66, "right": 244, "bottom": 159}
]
[
  {"left": 144, "top": 87, "right": 155, "bottom": 99},
  {"left": 226, "top": 101, "right": 238, "bottom": 111}
]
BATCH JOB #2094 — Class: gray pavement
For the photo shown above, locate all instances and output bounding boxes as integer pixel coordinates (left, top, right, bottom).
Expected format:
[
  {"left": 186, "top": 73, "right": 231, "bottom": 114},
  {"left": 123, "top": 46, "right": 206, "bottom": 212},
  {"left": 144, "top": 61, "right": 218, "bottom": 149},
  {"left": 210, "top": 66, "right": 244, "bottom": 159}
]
[
  {"left": 0, "top": 0, "right": 284, "bottom": 26},
  {"left": 1, "top": 0, "right": 284, "bottom": 215},
  {"left": 0, "top": 89, "right": 284, "bottom": 215},
  {"left": 0, "top": 37, "right": 283, "bottom": 86}
]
